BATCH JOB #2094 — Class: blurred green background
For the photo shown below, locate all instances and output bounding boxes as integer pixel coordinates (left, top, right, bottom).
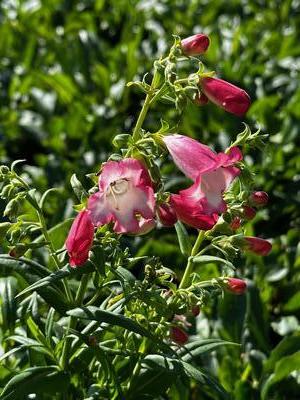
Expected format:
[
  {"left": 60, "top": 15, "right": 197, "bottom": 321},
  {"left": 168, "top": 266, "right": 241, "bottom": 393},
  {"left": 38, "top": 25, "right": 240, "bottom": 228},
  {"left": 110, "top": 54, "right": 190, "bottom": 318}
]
[{"left": 0, "top": 0, "right": 300, "bottom": 398}]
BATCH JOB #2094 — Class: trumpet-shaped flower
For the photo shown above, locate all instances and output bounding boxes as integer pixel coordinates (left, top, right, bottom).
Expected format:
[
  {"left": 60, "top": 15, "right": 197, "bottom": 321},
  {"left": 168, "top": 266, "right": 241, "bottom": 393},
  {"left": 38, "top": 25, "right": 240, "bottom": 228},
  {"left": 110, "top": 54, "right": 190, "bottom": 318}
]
[
  {"left": 88, "top": 158, "right": 155, "bottom": 234},
  {"left": 164, "top": 134, "right": 242, "bottom": 228},
  {"left": 65, "top": 210, "right": 94, "bottom": 267}
]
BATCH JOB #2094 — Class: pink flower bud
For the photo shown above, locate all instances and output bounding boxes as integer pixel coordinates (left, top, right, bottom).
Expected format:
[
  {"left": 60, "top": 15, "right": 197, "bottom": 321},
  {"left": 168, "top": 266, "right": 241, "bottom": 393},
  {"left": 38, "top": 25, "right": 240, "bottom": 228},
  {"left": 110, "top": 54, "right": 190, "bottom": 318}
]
[
  {"left": 250, "top": 191, "right": 269, "bottom": 206},
  {"left": 170, "top": 326, "right": 189, "bottom": 345},
  {"left": 181, "top": 34, "right": 210, "bottom": 56},
  {"left": 194, "top": 92, "right": 209, "bottom": 106},
  {"left": 243, "top": 205, "right": 256, "bottom": 220},
  {"left": 200, "top": 77, "right": 251, "bottom": 116},
  {"left": 65, "top": 210, "right": 94, "bottom": 267},
  {"left": 230, "top": 216, "right": 242, "bottom": 230},
  {"left": 244, "top": 236, "right": 272, "bottom": 256},
  {"left": 157, "top": 203, "right": 177, "bottom": 227},
  {"left": 226, "top": 278, "right": 247, "bottom": 295},
  {"left": 191, "top": 305, "right": 200, "bottom": 316}
]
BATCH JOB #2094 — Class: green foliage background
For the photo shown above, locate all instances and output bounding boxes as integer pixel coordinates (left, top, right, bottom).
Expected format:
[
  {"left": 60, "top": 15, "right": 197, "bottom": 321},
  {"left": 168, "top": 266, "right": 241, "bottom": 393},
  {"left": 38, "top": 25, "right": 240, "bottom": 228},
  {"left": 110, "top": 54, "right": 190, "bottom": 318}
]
[{"left": 0, "top": 0, "right": 300, "bottom": 399}]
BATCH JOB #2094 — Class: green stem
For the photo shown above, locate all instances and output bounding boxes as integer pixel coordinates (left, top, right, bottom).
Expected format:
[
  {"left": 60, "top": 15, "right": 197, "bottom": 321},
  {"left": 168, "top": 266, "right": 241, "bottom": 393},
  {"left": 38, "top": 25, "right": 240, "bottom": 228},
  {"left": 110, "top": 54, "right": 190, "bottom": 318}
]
[
  {"left": 179, "top": 230, "right": 205, "bottom": 289},
  {"left": 61, "top": 274, "right": 90, "bottom": 370},
  {"left": 60, "top": 316, "right": 76, "bottom": 370},
  {"left": 132, "top": 92, "right": 152, "bottom": 142},
  {"left": 75, "top": 273, "right": 90, "bottom": 305},
  {"left": 37, "top": 210, "right": 73, "bottom": 303}
]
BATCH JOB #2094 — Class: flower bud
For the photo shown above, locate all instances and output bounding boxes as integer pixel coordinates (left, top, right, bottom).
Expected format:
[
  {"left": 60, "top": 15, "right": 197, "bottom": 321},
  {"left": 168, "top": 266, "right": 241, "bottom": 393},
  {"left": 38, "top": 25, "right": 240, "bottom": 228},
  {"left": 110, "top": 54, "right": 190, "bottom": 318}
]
[
  {"left": 0, "top": 165, "right": 10, "bottom": 175},
  {"left": 3, "top": 198, "right": 20, "bottom": 219},
  {"left": 0, "top": 222, "right": 11, "bottom": 237},
  {"left": 65, "top": 210, "right": 94, "bottom": 267},
  {"left": 181, "top": 34, "right": 210, "bottom": 56},
  {"left": 230, "top": 216, "right": 241, "bottom": 230},
  {"left": 157, "top": 203, "right": 177, "bottom": 227},
  {"left": 250, "top": 191, "right": 269, "bottom": 206},
  {"left": 191, "top": 305, "right": 200, "bottom": 316},
  {"left": 170, "top": 326, "right": 189, "bottom": 345},
  {"left": 9, "top": 244, "right": 27, "bottom": 258},
  {"left": 194, "top": 92, "right": 209, "bottom": 106},
  {"left": 225, "top": 278, "right": 247, "bottom": 295},
  {"left": 244, "top": 236, "right": 272, "bottom": 256},
  {"left": 243, "top": 205, "right": 256, "bottom": 220},
  {"left": 200, "top": 77, "right": 251, "bottom": 116}
]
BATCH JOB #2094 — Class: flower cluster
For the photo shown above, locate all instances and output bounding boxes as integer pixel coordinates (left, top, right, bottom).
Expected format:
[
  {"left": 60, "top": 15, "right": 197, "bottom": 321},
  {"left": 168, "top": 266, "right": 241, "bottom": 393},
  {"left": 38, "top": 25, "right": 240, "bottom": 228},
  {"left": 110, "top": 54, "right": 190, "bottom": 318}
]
[{"left": 64, "top": 32, "right": 272, "bottom": 330}]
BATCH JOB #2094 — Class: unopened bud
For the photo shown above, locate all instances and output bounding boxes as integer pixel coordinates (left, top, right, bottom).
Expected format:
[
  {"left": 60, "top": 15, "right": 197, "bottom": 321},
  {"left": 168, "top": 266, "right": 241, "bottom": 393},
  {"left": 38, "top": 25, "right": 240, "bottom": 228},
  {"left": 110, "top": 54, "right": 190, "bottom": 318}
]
[
  {"left": 181, "top": 34, "right": 210, "bottom": 56},
  {"left": 244, "top": 236, "right": 272, "bottom": 256},
  {"left": 200, "top": 77, "right": 251, "bottom": 116},
  {"left": 243, "top": 205, "right": 256, "bottom": 220},
  {"left": 0, "top": 165, "right": 10, "bottom": 175},
  {"left": 191, "top": 305, "right": 200, "bottom": 316},
  {"left": 170, "top": 326, "right": 188, "bottom": 345},
  {"left": 194, "top": 92, "right": 209, "bottom": 106},
  {"left": 250, "top": 191, "right": 269, "bottom": 206},
  {"left": 3, "top": 198, "right": 20, "bottom": 218},
  {"left": 225, "top": 278, "right": 247, "bottom": 295},
  {"left": 230, "top": 216, "right": 241, "bottom": 230}
]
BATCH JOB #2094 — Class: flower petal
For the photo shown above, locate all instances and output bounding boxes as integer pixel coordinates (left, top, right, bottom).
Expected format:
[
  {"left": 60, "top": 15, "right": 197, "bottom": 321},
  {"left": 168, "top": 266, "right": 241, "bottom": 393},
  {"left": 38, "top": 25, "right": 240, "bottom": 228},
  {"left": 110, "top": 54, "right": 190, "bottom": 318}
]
[{"left": 163, "top": 134, "right": 217, "bottom": 180}]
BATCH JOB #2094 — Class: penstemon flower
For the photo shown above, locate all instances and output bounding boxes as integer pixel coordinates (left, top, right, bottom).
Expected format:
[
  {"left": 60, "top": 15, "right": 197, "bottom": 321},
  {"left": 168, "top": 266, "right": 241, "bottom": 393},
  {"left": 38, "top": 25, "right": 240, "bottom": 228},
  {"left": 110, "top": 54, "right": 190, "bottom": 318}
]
[
  {"left": 65, "top": 210, "right": 94, "bottom": 267},
  {"left": 163, "top": 134, "right": 242, "bottom": 228},
  {"left": 88, "top": 158, "right": 156, "bottom": 234}
]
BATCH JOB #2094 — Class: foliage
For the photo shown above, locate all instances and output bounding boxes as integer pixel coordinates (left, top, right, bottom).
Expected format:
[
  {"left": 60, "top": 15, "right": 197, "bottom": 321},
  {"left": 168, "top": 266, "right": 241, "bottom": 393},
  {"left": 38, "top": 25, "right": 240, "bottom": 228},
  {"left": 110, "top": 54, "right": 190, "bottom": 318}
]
[{"left": 0, "top": 1, "right": 300, "bottom": 399}]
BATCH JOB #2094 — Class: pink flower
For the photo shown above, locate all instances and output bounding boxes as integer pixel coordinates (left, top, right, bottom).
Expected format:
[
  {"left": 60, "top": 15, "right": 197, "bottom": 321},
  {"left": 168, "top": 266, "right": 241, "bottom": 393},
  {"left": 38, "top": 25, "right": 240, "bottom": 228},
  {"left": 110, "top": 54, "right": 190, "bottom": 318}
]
[
  {"left": 200, "top": 77, "right": 251, "bottom": 116},
  {"left": 163, "top": 135, "right": 242, "bottom": 229},
  {"left": 170, "top": 187, "right": 219, "bottom": 230},
  {"left": 250, "top": 191, "right": 269, "bottom": 206},
  {"left": 88, "top": 158, "right": 156, "bottom": 235},
  {"left": 170, "top": 326, "right": 189, "bottom": 345},
  {"left": 244, "top": 236, "right": 272, "bottom": 256},
  {"left": 65, "top": 210, "right": 94, "bottom": 267},
  {"left": 181, "top": 34, "right": 210, "bottom": 56},
  {"left": 157, "top": 203, "right": 177, "bottom": 227},
  {"left": 225, "top": 278, "right": 247, "bottom": 295}
]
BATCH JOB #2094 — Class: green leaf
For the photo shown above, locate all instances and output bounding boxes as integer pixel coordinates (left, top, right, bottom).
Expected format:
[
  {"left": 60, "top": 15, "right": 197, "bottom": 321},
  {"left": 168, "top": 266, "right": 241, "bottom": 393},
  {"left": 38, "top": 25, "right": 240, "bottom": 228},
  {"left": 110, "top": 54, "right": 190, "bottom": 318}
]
[
  {"left": 0, "top": 277, "right": 17, "bottom": 332},
  {"left": 283, "top": 292, "right": 300, "bottom": 312},
  {"left": 179, "top": 339, "right": 239, "bottom": 362},
  {"left": 34, "top": 218, "right": 73, "bottom": 250},
  {"left": 0, "top": 256, "right": 68, "bottom": 313},
  {"left": 16, "top": 263, "right": 94, "bottom": 298},
  {"left": 70, "top": 173, "right": 88, "bottom": 201},
  {"left": 45, "top": 307, "right": 55, "bottom": 343},
  {"left": 67, "top": 306, "right": 150, "bottom": 337},
  {"left": 192, "top": 255, "right": 235, "bottom": 270},
  {"left": 264, "top": 335, "right": 300, "bottom": 372},
  {"left": 7, "top": 335, "right": 54, "bottom": 360},
  {"left": 261, "top": 351, "right": 300, "bottom": 400},
  {"left": 26, "top": 316, "right": 49, "bottom": 348},
  {"left": 175, "top": 221, "right": 192, "bottom": 256},
  {"left": 0, "top": 366, "right": 70, "bottom": 400}
]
